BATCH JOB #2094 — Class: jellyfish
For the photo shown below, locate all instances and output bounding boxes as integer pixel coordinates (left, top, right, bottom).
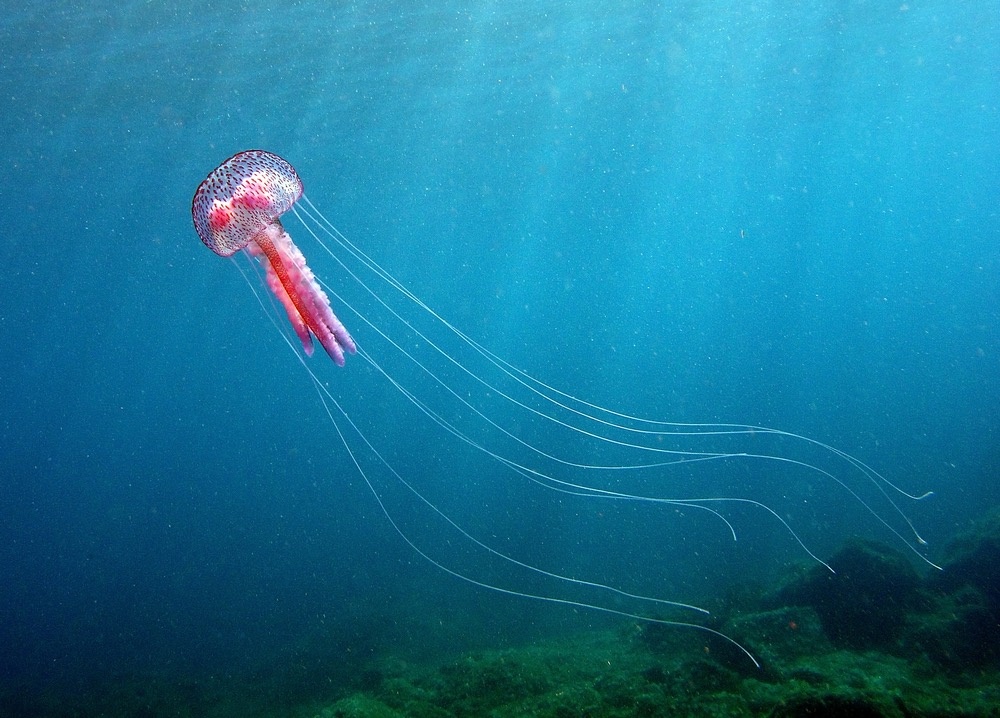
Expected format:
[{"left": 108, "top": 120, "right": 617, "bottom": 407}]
[
  {"left": 191, "top": 150, "right": 935, "bottom": 666},
  {"left": 192, "top": 150, "right": 356, "bottom": 366}
]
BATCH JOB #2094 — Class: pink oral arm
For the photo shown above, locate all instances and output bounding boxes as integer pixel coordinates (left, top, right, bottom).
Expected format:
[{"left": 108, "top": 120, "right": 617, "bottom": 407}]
[
  {"left": 251, "top": 222, "right": 356, "bottom": 366},
  {"left": 250, "top": 243, "right": 316, "bottom": 356}
]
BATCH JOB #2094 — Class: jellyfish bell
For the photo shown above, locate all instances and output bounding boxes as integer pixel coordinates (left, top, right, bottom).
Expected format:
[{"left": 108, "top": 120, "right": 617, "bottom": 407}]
[{"left": 191, "top": 150, "right": 935, "bottom": 666}]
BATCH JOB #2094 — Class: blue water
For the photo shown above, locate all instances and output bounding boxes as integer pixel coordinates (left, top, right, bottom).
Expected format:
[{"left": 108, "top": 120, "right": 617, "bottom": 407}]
[{"left": 1, "top": 0, "right": 997, "bottom": 702}]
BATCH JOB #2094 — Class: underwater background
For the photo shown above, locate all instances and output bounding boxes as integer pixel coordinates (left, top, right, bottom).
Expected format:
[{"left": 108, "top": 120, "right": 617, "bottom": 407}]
[{"left": 1, "top": 1, "right": 998, "bottom": 715}]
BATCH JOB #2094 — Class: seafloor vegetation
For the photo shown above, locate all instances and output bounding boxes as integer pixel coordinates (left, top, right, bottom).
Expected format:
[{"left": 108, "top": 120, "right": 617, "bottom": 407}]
[
  {"left": 5, "top": 510, "right": 1000, "bottom": 717},
  {"left": 308, "top": 509, "right": 1000, "bottom": 718}
]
